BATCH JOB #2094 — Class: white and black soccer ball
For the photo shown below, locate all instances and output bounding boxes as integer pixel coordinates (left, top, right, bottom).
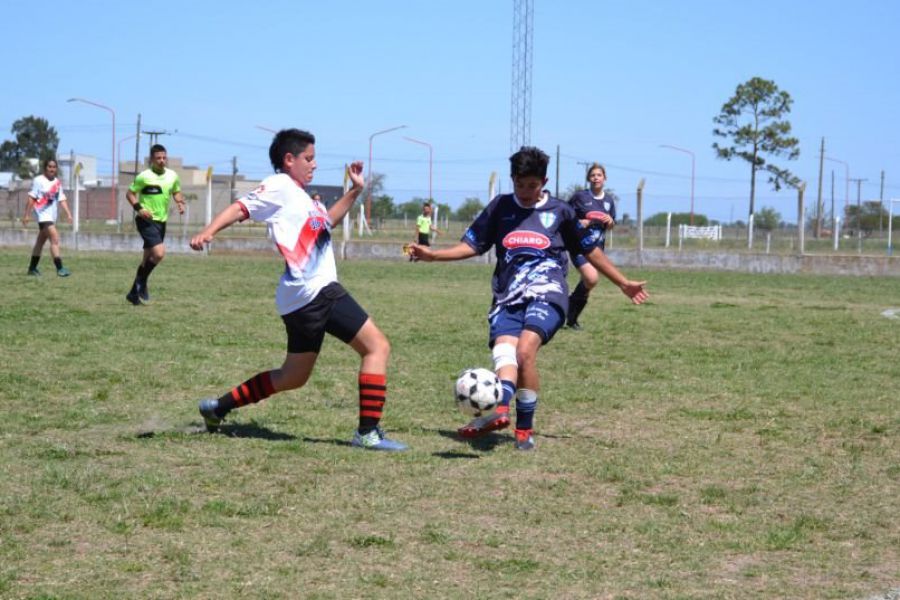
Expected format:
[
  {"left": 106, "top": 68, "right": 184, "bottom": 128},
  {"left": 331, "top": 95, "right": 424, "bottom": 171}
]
[{"left": 454, "top": 368, "right": 501, "bottom": 416}]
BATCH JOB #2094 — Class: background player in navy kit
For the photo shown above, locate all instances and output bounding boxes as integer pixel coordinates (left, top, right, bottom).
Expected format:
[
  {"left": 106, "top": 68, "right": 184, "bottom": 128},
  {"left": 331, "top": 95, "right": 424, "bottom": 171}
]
[
  {"left": 566, "top": 163, "right": 617, "bottom": 329},
  {"left": 190, "top": 128, "right": 406, "bottom": 451},
  {"left": 409, "top": 147, "right": 647, "bottom": 450}
]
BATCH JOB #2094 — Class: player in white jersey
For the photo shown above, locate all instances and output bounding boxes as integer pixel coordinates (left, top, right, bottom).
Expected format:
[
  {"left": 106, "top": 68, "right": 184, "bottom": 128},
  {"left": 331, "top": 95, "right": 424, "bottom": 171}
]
[
  {"left": 22, "top": 159, "right": 72, "bottom": 276},
  {"left": 190, "top": 128, "right": 406, "bottom": 451}
]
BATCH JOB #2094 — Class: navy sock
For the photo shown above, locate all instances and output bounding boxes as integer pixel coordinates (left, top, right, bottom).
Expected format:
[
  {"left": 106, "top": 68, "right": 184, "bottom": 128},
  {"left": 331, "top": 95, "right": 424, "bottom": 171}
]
[{"left": 515, "top": 389, "right": 538, "bottom": 430}]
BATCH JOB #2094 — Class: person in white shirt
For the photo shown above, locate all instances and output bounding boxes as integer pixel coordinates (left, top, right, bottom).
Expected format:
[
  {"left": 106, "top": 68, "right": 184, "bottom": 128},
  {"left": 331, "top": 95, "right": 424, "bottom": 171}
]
[
  {"left": 189, "top": 128, "right": 406, "bottom": 451},
  {"left": 22, "top": 158, "right": 73, "bottom": 276}
]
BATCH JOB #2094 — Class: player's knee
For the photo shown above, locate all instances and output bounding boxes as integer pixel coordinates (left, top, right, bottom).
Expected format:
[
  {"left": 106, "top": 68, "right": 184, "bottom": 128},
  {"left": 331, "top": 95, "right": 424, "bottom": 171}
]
[
  {"left": 516, "top": 346, "right": 538, "bottom": 369},
  {"left": 492, "top": 342, "right": 518, "bottom": 371},
  {"left": 366, "top": 327, "right": 391, "bottom": 359}
]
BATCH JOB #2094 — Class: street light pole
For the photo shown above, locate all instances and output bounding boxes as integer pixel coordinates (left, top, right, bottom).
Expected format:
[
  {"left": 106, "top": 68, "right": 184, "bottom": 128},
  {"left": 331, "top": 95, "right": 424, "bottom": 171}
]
[
  {"left": 824, "top": 155, "right": 850, "bottom": 215},
  {"left": 403, "top": 136, "right": 433, "bottom": 203},
  {"left": 367, "top": 125, "right": 406, "bottom": 225},
  {"left": 67, "top": 97, "right": 116, "bottom": 221},
  {"left": 660, "top": 144, "right": 695, "bottom": 225}
]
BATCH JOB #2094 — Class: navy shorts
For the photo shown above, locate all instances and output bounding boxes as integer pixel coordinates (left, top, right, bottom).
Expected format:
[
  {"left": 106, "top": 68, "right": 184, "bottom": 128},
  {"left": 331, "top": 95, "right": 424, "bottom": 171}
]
[
  {"left": 136, "top": 217, "right": 166, "bottom": 249},
  {"left": 488, "top": 301, "right": 565, "bottom": 347},
  {"left": 281, "top": 282, "right": 369, "bottom": 354}
]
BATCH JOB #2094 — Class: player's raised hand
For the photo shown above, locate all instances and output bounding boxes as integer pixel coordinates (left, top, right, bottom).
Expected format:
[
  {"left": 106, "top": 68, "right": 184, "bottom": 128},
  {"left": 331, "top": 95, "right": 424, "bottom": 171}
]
[
  {"left": 620, "top": 280, "right": 648, "bottom": 305},
  {"left": 347, "top": 161, "right": 365, "bottom": 189}
]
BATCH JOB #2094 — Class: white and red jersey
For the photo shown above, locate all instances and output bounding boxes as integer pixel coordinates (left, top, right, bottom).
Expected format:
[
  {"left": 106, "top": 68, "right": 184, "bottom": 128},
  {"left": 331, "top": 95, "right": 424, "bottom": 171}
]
[
  {"left": 237, "top": 173, "right": 336, "bottom": 315},
  {"left": 29, "top": 175, "right": 67, "bottom": 223}
]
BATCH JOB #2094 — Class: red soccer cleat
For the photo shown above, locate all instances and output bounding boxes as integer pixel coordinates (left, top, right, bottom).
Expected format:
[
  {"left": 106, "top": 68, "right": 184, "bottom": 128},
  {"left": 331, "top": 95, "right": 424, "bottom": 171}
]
[{"left": 458, "top": 407, "right": 510, "bottom": 439}]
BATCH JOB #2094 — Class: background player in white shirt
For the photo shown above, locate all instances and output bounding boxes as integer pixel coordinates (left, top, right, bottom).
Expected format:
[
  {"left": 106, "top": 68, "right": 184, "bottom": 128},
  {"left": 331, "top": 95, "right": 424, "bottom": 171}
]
[
  {"left": 190, "top": 128, "right": 406, "bottom": 451},
  {"left": 22, "top": 158, "right": 72, "bottom": 277}
]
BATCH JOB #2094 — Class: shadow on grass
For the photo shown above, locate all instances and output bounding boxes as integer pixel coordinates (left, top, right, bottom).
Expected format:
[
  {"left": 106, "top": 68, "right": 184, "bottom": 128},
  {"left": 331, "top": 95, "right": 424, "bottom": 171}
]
[
  {"left": 429, "top": 427, "right": 512, "bottom": 453},
  {"left": 143, "top": 422, "right": 297, "bottom": 441},
  {"left": 299, "top": 436, "right": 353, "bottom": 448}
]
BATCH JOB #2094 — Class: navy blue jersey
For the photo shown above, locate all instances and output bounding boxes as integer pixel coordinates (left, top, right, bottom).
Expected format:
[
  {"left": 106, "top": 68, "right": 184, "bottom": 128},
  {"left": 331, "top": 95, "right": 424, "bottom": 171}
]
[
  {"left": 569, "top": 189, "right": 617, "bottom": 252},
  {"left": 462, "top": 193, "right": 586, "bottom": 314}
]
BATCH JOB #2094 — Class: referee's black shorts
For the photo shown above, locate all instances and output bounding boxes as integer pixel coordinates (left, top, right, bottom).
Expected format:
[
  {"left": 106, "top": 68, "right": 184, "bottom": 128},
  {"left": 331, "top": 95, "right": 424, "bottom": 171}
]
[
  {"left": 281, "top": 282, "right": 369, "bottom": 354},
  {"left": 135, "top": 216, "right": 167, "bottom": 249}
]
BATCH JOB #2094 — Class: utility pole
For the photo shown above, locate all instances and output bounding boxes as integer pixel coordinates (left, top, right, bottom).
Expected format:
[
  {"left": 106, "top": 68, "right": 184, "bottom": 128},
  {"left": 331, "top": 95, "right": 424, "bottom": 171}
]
[
  {"left": 879, "top": 170, "right": 885, "bottom": 233},
  {"left": 815, "top": 137, "right": 825, "bottom": 238},
  {"left": 555, "top": 145, "right": 560, "bottom": 198},
  {"left": 850, "top": 177, "right": 867, "bottom": 253},
  {"left": 142, "top": 129, "right": 175, "bottom": 160},
  {"left": 230, "top": 156, "right": 238, "bottom": 201},
  {"left": 134, "top": 114, "right": 141, "bottom": 174}
]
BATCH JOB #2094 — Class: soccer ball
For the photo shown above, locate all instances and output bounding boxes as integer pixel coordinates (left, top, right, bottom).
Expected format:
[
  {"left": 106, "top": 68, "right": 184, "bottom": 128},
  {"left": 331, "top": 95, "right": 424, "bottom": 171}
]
[{"left": 454, "top": 368, "right": 502, "bottom": 416}]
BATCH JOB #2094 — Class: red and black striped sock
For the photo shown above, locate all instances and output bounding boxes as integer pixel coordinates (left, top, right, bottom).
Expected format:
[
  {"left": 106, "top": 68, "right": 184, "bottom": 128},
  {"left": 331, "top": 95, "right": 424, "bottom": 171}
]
[
  {"left": 358, "top": 373, "right": 386, "bottom": 434},
  {"left": 216, "top": 371, "right": 275, "bottom": 417}
]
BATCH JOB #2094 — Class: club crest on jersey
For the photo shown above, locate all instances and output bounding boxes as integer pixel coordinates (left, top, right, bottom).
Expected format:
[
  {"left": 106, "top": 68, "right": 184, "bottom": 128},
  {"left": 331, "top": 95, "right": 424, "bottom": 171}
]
[
  {"left": 503, "top": 230, "right": 551, "bottom": 250},
  {"left": 539, "top": 212, "right": 556, "bottom": 229},
  {"left": 307, "top": 211, "right": 326, "bottom": 231},
  {"left": 604, "top": 201, "right": 611, "bottom": 211}
]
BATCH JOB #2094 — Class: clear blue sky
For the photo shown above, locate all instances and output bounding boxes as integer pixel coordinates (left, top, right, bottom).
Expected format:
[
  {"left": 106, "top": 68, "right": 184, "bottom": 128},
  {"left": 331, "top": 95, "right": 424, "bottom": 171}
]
[{"left": 4, "top": 0, "right": 899, "bottom": 223}]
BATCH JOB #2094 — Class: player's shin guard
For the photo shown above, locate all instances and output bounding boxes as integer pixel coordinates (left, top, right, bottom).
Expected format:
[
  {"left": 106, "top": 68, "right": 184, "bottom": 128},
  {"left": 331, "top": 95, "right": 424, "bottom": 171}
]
[
  {"left": 567, "top": 281, "right": 590, "bottom": 325},
  {"left": 358, "top": 373, "right": 386, "bottom": 434},
  {"left": 217, "top": 370, "right": 275, "bottom": 416},
  {"left": 515, "top": 389, "right": 538, "bottom": 431}
]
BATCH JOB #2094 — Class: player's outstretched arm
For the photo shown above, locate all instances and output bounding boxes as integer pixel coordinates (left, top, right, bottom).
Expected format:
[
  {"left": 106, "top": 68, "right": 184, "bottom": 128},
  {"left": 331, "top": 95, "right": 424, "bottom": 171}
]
[
  {"left": 409, "top": 241, "right": 476, "bottom": 262},
  {"left": 585, "top": 246, "right": 648, "bottom": 304},
  {"left": 190, "top": 202, "right": 246, "bottom": 251},
  {"left": 327, "top": 161, "right": 365, "bottom": 225}
]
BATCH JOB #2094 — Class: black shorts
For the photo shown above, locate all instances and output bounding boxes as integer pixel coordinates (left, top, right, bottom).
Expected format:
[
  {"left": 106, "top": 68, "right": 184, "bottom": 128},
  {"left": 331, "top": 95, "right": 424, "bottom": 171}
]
[
  {"left": 417, "top": 232, "right": 431, "bottom": 245},
  {"left": 281, "top": 282, "right": 369, "bottom": 354},
  {"left": 136, "top": 217, "right": 166, "bottom": 249},
  {"left": 38, "top": 221, "right": 55, "bottom": 230}
]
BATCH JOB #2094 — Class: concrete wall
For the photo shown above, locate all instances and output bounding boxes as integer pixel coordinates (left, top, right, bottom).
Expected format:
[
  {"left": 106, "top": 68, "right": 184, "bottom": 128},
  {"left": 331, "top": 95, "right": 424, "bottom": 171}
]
[{"left": 1, "top": 229, "right": 897, "bottom": 276}]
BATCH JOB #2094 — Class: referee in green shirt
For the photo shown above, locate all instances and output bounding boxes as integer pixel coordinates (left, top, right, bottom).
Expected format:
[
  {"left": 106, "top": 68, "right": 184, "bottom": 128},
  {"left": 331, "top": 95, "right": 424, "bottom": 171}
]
[{"left": 125, "top": 144, "right": 185, "bottom": 305}]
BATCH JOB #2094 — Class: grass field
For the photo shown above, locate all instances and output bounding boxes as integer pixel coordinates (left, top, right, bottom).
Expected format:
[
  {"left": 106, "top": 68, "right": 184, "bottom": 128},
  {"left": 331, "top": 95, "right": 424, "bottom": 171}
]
[{"left": 0, "top": 248, "right": 898, "bottom": 599}]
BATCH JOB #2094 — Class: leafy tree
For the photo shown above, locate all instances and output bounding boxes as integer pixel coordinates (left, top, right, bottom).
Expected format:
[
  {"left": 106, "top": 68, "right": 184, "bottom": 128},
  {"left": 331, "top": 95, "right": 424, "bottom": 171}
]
[
  {"left": 0, "top": 116, "right": 60, "bottom": 178},
  {"left": 456, "top": 197, "right": 484, "bottom": 222},
  {"left": 370, "top": 194, "right": 395, "bottom": 220},
  {"left": 754, "top": 206, "right": 781, "bottom": 231},
  {"left": 396, "top": 200, "right": 423, "bottom": 218},
  {"left": 562, "top": 183, "right": 585, "bottom": 201},
  {"left": 643, "top": 212, "right": 709, "bottom": 227},
  {"left": 712, "top": 77, "right": 800, "bottom": 225},
  {"left": 845, "top": 201, "right": 889, "bottom": 236},
  {"left": 435, "top": 202, "right": 452, "bottom": 220}
]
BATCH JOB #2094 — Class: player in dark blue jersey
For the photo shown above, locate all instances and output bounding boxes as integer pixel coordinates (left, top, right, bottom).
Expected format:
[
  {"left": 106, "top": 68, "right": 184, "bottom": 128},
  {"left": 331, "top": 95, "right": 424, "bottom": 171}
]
[
  {"left": 409, "top": 147, "right": 647, "bottom": 450},
  {"left": 566, "top": 163, "right": 617, "bottom": 330}
]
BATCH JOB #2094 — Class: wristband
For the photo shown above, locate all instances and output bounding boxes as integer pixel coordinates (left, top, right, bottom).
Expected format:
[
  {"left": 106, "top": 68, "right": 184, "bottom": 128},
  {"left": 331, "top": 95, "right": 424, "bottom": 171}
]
[{"left": 133, "top": 203, "right": 143, "bottom": 212}]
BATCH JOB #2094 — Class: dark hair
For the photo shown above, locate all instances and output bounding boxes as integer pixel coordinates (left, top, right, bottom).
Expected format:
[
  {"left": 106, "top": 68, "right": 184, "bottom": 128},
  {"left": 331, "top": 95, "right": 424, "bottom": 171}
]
[
  {"left": 586, "top": 162, "right": 606, "bottom": 181},
  {"left": 42, "top": 158, "right": 58, "bottom": 170},
  {"left": 269, "top": 129, "right": 316, "bottom": 172},
  {"left": 150, "top": 144, "right": 167, "bottom": 156},
  {"left": 509, "top": 146, "right": 549, "bottom": 179}
]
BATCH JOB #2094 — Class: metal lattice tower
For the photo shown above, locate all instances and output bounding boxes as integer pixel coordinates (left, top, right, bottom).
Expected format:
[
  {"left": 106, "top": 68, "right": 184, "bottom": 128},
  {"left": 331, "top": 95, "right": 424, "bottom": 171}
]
[{"left": 510, "top": 0, "right": 533, "bottom": 152}]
